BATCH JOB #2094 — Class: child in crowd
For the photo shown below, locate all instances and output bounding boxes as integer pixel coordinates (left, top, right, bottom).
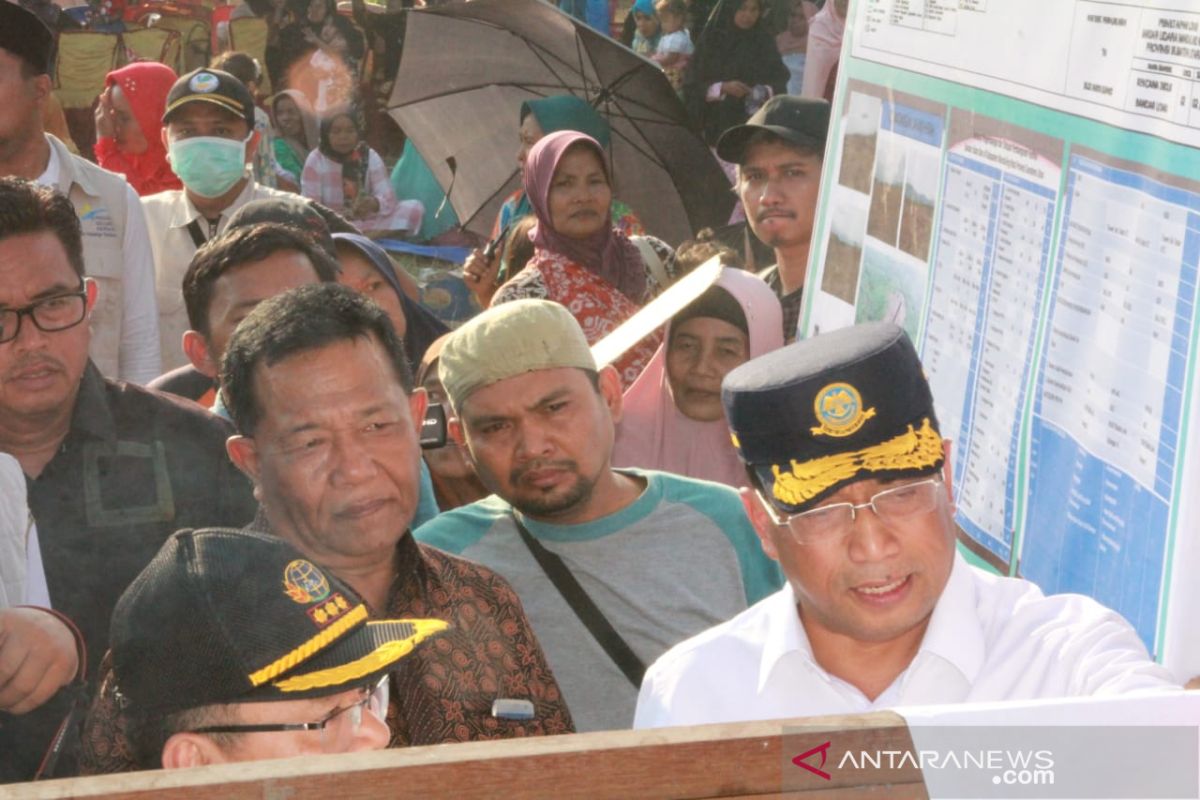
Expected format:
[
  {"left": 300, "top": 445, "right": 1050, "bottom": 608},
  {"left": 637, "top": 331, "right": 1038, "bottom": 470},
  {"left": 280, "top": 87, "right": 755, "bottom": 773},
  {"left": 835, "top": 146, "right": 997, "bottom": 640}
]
[
  {"left": 301, "top": 108, "right": 424, "bottom": 236},
  {"left": 653, "top": 0, "right": 694, "bottom": 95},
  {"left": 631, "top": 0, "right": 661, "bottom": 57}
]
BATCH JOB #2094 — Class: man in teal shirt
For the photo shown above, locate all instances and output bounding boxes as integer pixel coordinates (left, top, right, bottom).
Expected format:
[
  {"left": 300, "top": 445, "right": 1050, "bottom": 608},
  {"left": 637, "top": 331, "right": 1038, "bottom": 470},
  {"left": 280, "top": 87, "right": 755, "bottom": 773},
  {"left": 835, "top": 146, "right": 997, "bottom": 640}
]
[{"left": 416, "top": 299, "right": 781, "bottom": 731}]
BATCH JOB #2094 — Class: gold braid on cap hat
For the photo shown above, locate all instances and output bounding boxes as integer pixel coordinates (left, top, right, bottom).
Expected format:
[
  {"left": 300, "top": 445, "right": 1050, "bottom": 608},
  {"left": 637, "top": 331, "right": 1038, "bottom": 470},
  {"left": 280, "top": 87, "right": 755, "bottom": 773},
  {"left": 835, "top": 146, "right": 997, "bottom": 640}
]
[{"left": 772, "top": 418, "right": 942, "bottom": 507}]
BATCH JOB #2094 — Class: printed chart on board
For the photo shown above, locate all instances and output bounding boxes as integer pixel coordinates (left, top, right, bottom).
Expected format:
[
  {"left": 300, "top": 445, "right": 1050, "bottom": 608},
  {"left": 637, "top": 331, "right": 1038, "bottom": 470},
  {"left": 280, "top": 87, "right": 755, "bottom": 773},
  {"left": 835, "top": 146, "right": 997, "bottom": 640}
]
[{"left": 803, "top": 0, "right": 1200, "bottom": 669}]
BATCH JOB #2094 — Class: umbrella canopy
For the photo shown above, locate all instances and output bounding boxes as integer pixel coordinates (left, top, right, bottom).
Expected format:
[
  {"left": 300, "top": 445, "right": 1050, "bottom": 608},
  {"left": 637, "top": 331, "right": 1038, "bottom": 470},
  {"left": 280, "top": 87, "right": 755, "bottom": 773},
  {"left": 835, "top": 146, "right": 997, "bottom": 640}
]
[{"left": 387, "top": 0, "right": 734, "bottom": 246}]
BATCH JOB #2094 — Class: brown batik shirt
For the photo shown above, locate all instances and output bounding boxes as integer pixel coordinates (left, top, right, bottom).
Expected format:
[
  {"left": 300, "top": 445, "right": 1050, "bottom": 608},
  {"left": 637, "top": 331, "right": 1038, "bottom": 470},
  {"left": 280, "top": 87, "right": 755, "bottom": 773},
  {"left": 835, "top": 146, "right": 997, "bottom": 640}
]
[{"left": 79, "top": 528, "right": 573, "bottom": 772}]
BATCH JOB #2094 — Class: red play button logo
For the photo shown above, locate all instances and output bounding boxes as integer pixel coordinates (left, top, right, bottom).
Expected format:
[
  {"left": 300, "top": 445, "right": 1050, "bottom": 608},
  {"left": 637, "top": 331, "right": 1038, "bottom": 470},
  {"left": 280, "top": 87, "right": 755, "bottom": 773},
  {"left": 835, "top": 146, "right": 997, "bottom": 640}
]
[{"left": 792, "top": 740, "right": 832, "bottom": 780}]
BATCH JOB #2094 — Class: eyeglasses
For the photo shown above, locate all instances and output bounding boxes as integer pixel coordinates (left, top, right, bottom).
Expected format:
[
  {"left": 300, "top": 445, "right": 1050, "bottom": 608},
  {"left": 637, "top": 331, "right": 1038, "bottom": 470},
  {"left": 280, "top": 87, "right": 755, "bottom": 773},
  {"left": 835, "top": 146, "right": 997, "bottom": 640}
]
[
  {"left": 190, "top": 675, "right": 389, "bottom": 750},
  {"left": 760, "top": 475, "right": 945, "bottom": 544},
  {"left": 0, "top": 285, "right": 89, "bottom": 344}
]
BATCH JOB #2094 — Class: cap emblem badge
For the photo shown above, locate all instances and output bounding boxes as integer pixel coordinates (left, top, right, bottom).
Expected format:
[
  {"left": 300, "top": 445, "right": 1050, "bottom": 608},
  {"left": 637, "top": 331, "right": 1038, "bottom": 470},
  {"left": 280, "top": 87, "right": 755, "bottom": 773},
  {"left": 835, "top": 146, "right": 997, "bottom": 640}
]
[
  {"left": 188, "top": 72, "right": 220, "bottom": 94},
  {"left": 811, "top": 382, "right": 875, "bottom": 437},
  {"left": 283, "top": 559, "right": 331, "bottom": 604}
]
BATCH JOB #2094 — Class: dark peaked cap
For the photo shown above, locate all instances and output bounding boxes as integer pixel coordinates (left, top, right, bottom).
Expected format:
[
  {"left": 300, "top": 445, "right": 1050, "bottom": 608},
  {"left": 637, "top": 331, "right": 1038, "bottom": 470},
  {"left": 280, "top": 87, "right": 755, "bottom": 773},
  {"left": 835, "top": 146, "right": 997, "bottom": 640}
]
[
  {"left": 111, "top": 528, "right": 448, "bottom": 717},
  {"left": 0, "top": 2, "right": 55, "bottom": 75},
  {"left": 722, "top": 322, "right": 944, "bottom": 514},
  {"left": 716, "top": 95, "right": 831, "bottom": 164}
]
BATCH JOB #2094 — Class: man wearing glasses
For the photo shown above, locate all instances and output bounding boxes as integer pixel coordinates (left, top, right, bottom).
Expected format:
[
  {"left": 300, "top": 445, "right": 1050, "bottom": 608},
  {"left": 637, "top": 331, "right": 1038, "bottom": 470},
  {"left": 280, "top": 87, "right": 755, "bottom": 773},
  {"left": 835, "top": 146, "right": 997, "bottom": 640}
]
[
  {"left": 0, "top": 178, "right": 256, "bottom": 781},
  {"left": 108, "top": 528, "right": 444, "bottom": 768},
  {"left": 634, "top": 322, "right": 1177, "bottom": 728}
]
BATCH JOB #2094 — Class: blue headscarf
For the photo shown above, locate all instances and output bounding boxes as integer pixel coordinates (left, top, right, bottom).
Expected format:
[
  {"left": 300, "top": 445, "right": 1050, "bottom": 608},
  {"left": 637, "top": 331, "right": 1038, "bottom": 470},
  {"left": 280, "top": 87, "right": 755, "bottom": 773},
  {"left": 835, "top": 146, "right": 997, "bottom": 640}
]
[
  {"left": 331, "top": 233, "right": 450, "bottom": 370},
  {"left": 505, "top": 95, "right": 613, "bottom": 224}
]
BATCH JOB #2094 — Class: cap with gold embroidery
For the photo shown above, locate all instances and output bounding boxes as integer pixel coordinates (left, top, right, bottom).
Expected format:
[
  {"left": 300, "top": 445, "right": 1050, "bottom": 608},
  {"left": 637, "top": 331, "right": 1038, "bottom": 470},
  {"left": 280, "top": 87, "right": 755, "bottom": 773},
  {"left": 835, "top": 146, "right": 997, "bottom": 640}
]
[
  {"left": 110, "top": 528, "right": 447, "bottom": 717},
  {"left": 722, "top": 322, "right": 943, "bottom": 514},
  {"left": 162, "top": 68, "right": 256, "bottom": 129}
]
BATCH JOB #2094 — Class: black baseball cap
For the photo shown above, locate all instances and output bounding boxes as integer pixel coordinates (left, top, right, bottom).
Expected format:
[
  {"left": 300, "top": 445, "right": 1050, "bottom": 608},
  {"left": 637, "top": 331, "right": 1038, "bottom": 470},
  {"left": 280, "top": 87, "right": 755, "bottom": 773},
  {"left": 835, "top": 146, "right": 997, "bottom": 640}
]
[
  {"left": 111, "top": 528, "right": 448, "bottom": 718},
  {"left": 716, "top": 96, "right": 831, "bottom": 164},
  {"left": 0, "top": 1, "right": 54, "bottom": 75},
  {"left": 722, "top": 322, "right": 944, "bottom": 514},
  {"left": 163, "top": 68, "right": 257, "bottom": 129}
]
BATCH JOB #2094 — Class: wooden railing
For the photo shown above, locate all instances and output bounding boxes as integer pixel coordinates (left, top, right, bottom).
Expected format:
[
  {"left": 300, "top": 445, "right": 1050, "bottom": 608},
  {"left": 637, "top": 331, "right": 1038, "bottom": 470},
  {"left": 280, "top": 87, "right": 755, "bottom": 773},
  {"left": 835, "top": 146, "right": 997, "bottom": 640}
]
[{"left": 6, "top": 712, "right": 927, "bottom": 799}]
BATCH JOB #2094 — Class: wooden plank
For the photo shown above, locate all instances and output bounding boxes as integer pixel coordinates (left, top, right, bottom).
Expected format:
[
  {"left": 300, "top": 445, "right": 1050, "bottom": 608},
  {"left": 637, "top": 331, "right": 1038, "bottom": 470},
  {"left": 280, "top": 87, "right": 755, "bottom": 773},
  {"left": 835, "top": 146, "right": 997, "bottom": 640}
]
[{"left": 7, "top": 713, "right": 927, "bottom": 800}]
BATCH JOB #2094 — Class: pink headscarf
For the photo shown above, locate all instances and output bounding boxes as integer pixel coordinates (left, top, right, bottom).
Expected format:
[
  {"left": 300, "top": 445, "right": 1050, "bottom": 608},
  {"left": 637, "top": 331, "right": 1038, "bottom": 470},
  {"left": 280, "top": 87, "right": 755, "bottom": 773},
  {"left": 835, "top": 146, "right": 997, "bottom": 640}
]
[
  {"left": 801, "top": 0, "right": 844, "bottom": 100},
  {"left": 612, "top": 268, "right": 783, "bottom": 489},
  {"left": 101, "top": 62, "right": 181, "bottom": 195},
  {"left": 523, "top": 130, "right": 648, "bottom": 303}
]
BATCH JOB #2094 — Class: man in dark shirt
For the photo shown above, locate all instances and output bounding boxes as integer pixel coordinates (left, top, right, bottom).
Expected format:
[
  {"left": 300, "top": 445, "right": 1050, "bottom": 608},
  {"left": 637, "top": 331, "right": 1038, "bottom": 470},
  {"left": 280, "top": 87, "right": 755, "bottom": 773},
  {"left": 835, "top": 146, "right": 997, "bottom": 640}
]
[
  {"left": 0, "top": 178, "right": 257, "bottom": 782},
  {"left": 717, "top": 96, "right": 830, "bottom": 343}
]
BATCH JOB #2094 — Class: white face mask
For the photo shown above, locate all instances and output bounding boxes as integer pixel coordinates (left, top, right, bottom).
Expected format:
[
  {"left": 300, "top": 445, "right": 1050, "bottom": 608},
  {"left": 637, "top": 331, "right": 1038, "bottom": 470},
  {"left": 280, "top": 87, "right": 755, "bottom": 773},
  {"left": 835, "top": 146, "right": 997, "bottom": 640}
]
[{"left": 167, "top": 134, "right": 251, "bottom": 198}]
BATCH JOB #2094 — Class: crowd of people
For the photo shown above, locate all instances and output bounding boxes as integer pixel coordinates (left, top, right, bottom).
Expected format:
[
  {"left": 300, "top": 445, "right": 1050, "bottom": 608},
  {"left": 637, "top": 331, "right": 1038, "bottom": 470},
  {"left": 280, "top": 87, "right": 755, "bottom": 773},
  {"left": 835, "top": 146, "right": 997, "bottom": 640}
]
[{"left": 0, "top": 0, "right": 1188, "bottom": 787}]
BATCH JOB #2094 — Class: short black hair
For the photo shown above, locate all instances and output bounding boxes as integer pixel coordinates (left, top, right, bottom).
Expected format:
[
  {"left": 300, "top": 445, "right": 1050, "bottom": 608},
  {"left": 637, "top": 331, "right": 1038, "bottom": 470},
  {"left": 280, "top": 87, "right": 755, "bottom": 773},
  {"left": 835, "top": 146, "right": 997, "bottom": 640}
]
[
  {"left": 209, "top": 51, "right": 261, "bottom": 87},
  {"left": 183, "top": 222, "right": 340, "bottom": 336},
  {"left": 0, "top": 177, "right": 85, "bottom": 278},
  {"left": 221, "top": 283, "right": 413, "bottom": 435},
  {"left": 126, "top": 703, "right": 237, "bottom": 770},
  {"left": 19, "top": 56, "right": 40, "bottom": 80}
]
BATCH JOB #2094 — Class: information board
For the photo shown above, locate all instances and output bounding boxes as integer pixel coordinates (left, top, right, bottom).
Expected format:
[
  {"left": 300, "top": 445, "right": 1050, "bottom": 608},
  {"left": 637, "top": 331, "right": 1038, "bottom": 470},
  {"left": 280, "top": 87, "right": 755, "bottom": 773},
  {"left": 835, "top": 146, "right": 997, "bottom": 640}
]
[{"left": 804, "top": 0, "right": 1200, "bottom": 679}]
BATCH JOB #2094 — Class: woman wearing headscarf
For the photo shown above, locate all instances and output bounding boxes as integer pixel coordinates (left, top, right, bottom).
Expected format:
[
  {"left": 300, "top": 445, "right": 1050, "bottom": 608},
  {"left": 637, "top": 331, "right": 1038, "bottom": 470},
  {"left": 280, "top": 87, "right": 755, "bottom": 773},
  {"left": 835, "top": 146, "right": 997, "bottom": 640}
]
[
  {"left": 685, "top": 0, "right": 790, "bottom": 147},
  {"left": 389, "top": 139, "right": 462, "bottom": 243},
  {"left": 492, "top": 95, "right": 644, "bottom": 240},
  {"left": 302, "top": 108, "right": 424, "bottom": 235},
  {"left": 93, "top": 61, "right": 181, "bottom": 196},
  {"left": 491, "top": 130, "right": 661, "bottom": 388},
  {"left": 630, "top": 0, "right": 661, "bottom": 57},
  {"left": 465, "top": 95, "right": 645, "bottom": 307},
  {"left": 801, "top": 0, "right": 846, "bottom": 101},
  {"left": 332, "top": 232, "right": 450, "bottom": 370},
  {"left": 269, "top": 89, "right": 318, "bottom": 190},
  {"left": 612, "top": 267, "right": 782, "bottom": 488}
]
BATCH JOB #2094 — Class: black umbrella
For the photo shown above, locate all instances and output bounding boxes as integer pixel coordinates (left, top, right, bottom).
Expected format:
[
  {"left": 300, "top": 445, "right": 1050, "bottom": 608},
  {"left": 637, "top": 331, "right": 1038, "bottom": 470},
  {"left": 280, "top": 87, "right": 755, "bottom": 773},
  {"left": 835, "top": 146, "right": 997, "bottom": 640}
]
[{"left": 386, "top": 0, "right": 734, "bottom": 245}]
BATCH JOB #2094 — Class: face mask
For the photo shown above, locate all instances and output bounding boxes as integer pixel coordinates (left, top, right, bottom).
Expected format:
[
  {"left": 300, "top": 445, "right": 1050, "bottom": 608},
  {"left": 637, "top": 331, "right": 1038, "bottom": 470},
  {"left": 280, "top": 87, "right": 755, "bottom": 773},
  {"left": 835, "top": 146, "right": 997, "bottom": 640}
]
[{"left": 168, "top": 135, "right": 250, "bottom": 198}]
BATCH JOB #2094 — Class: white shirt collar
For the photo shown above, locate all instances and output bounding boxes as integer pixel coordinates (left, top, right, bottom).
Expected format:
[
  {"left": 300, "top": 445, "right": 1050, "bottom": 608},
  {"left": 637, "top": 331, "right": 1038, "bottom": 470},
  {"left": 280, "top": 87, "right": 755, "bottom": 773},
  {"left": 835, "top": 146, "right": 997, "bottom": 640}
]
[
  {"left": 910, "top": 552, "right": 985, "bottom": 686},
  {"left": 165, "top": 174, "right": 256, "bottom": 229},
  {"left": 757, "top": 551, "right": 985, "bottom": 696},
  {"left": 757, "top": 582, "right": 813, "bottom": 694},
  {"left": 34, "top": 136, "right": 61, "bottom": 188}
]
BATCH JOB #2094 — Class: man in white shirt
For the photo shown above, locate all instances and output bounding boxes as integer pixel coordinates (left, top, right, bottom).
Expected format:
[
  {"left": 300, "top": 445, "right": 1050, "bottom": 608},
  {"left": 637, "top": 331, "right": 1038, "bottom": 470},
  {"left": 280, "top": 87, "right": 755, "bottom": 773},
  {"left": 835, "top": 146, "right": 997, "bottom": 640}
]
[
  {"left": 142, "top": 67, "right": 290, "bottom": 371},
  {"left": 0, "top": 2, "right": 161, "bottom": 385},
  {"left": 635, "top": 322, "right": 1178, "bottom": 729}
]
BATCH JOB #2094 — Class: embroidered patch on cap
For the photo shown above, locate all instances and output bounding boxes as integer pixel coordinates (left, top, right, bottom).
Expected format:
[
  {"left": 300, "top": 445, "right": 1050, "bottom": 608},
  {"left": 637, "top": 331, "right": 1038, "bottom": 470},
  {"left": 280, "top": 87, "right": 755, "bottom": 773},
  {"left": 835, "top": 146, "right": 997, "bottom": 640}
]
[
  {"left": 810, "top": 382, "right": 875, "bottom": 438},
  {"left": 188, "top": 71, "right": 220, "bottom": 94},
  {"left": 283, "top": 559, "right": 330, "bottom": 604}
]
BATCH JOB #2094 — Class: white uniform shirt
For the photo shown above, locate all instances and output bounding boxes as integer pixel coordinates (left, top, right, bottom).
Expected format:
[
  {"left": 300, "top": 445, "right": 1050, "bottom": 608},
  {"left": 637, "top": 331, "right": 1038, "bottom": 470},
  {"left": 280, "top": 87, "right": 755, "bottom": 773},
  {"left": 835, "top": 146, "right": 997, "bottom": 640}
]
[
  {"left": 142, "top": 178, "right": 292, "bottom": 371},
  {"left": 634, "top": 554, "right": 1178, "bottom": 728},
  {"left": 37, "top": 136, "right": 162, "bottom": 385},
  {"left": 0, "top": 454, "right": 50, "bottom": 610},
  {"left": 0, "top": 454, "right": 27, "bottom": 608}
]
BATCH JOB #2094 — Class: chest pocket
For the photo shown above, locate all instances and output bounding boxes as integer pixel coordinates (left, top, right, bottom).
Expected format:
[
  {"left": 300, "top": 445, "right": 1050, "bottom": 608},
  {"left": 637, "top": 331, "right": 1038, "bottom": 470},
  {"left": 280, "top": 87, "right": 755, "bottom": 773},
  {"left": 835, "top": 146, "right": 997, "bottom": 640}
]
[
  {"left": 78, "top": 208, "right": 124, "bottom": 379},
  {"left": 83, "top": 440, "right": 176, "bottom": 527}
]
